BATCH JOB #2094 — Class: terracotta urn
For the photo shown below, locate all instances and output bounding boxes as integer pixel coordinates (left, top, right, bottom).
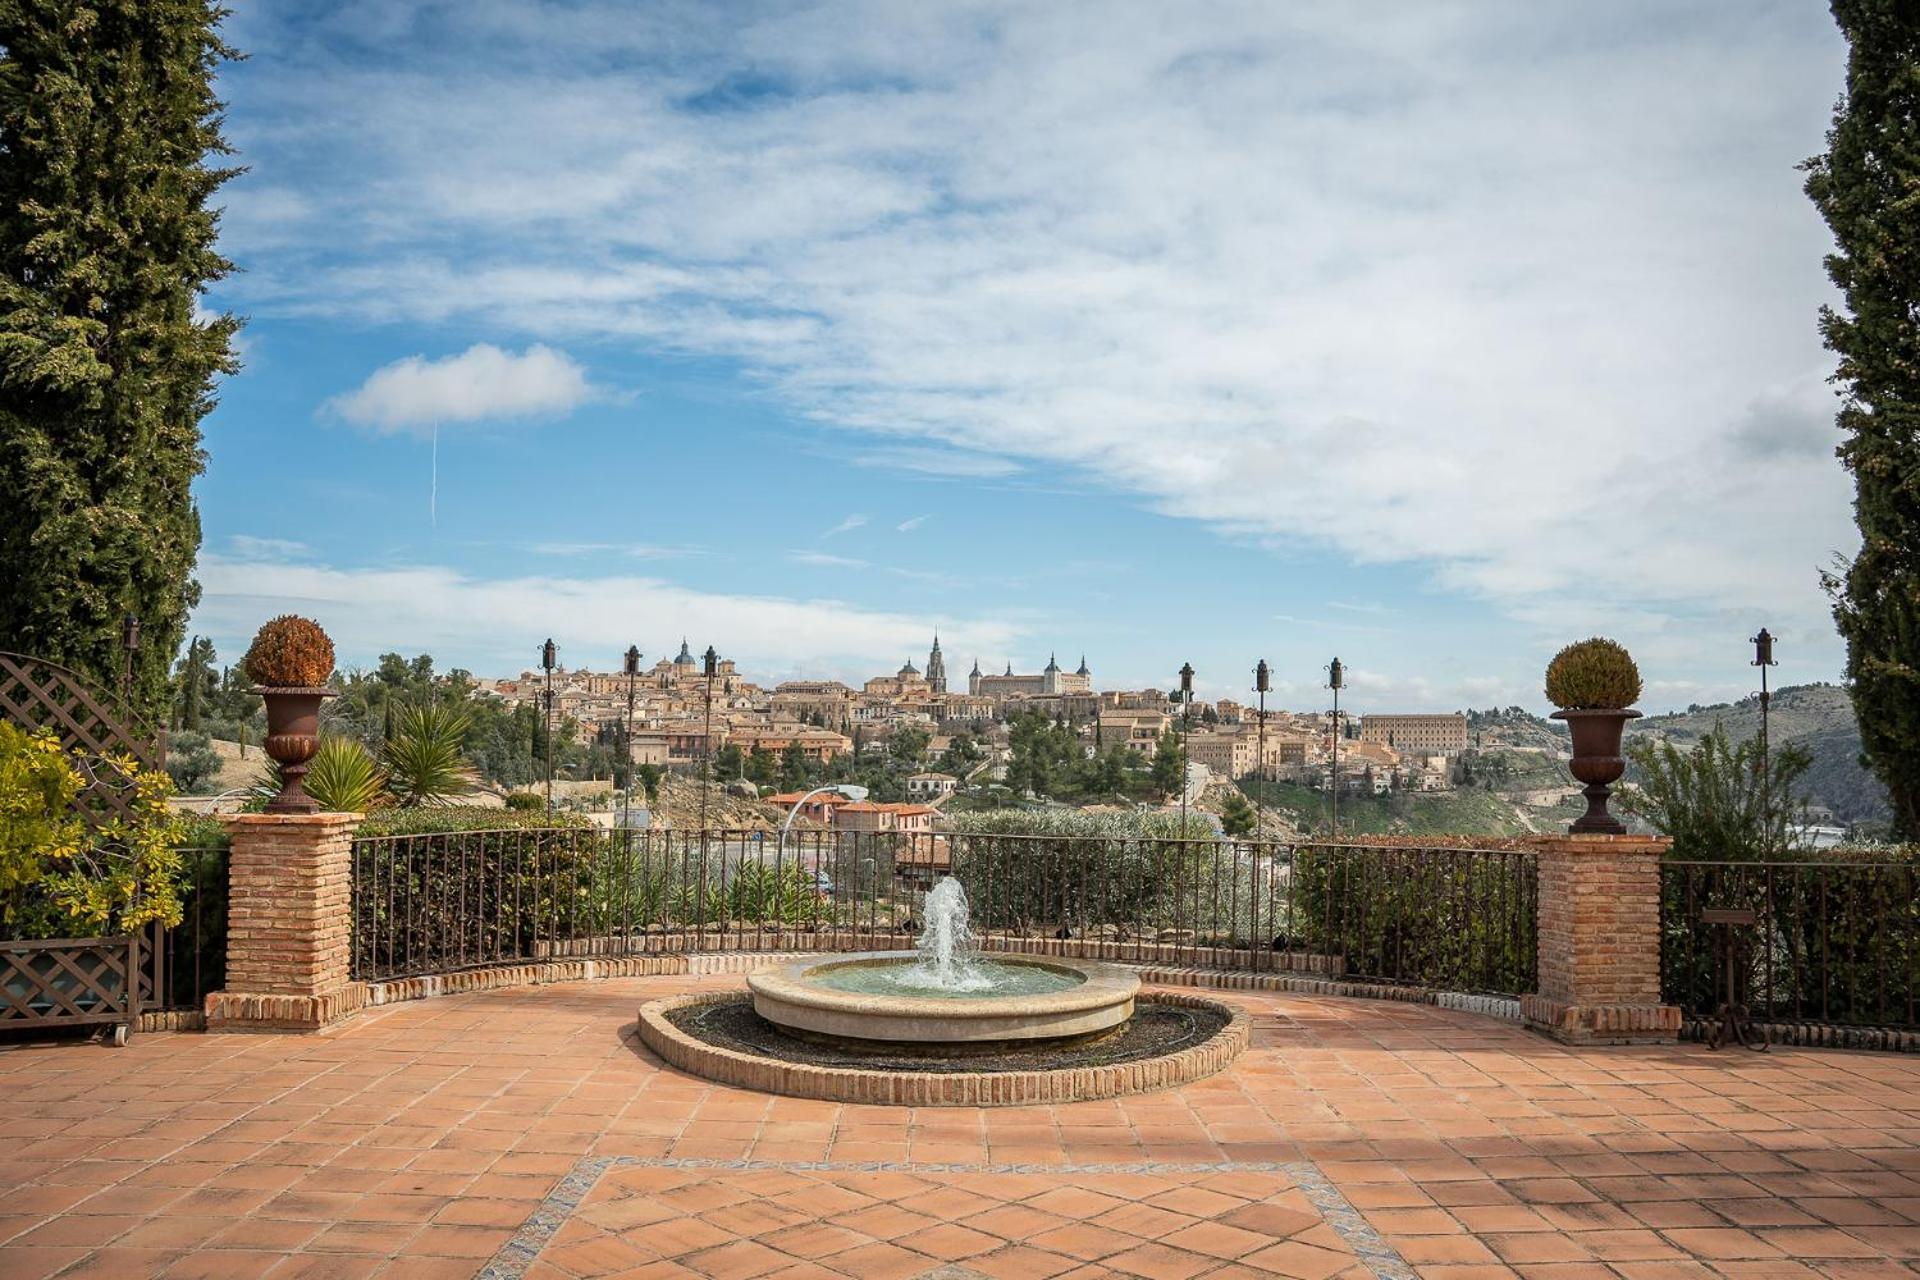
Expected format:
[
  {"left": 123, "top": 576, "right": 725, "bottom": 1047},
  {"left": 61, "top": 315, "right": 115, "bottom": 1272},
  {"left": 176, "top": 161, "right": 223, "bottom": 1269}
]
[
  {"left": 1551, "top": 708, "right": 1642, "bottom": 835},
  {"left": 256, "top": 686, "right": 336, "bottom": 814}
]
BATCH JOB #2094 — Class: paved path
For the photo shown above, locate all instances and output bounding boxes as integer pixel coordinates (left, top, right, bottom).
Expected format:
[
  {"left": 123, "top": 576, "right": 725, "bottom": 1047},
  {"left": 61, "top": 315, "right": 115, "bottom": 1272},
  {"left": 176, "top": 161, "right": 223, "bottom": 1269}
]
[{"left": 1, "top": 975, "right": 1917, "bottom": 1278}]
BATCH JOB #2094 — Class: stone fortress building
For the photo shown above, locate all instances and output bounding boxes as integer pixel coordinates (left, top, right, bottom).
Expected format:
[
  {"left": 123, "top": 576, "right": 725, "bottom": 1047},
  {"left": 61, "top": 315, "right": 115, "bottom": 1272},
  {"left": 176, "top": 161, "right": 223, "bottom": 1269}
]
[{"left": 968, "top": 652, "right": 1092, "bottom": 698}]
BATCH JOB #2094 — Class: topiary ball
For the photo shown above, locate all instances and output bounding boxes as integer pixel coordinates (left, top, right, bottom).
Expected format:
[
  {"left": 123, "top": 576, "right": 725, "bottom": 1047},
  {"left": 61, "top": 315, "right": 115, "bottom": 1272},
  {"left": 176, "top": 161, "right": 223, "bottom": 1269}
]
[
  {"left": 1544, "top": 637, "right": 1642, "bottom": 710},
  {"left": 243, "top": 615, "right": 336, "bottom": 687}
]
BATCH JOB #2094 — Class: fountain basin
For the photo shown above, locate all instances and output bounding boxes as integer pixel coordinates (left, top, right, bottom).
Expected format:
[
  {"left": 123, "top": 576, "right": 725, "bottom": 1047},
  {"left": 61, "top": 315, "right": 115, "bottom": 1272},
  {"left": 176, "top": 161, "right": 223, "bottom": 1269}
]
[{"left": 748, "top": 952, "right": 1138, "bottom": 1045}]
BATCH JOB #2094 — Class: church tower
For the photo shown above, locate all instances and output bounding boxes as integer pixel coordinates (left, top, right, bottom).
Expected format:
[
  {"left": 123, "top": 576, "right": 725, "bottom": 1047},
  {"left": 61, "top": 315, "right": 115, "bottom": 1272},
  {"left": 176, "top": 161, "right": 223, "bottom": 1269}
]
[
  {"left": 927, "top": 634, "right": 947, "bottom": 695},
  {"left": 968, "top": 657, "right": 982, "bottom": 696},
  {"left": 1042, "top": 652, "right": 1061, "bottom": 695}
]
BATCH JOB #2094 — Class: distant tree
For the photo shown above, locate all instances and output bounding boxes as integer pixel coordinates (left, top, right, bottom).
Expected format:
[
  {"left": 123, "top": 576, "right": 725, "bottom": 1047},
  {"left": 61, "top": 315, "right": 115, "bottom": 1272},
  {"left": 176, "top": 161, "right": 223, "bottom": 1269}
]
[
  {"left": 171, "top": 636, "right": 218, "bottom": 730},
  {"left": 163, "top": 730, "right": 222, "bottom": 794},
  {"left": 713, "top": 743, "right": 745, "bottom": 780},
  {"left": 634, "top": 763, "right": 663, "bottom": 805},
  {"left": 1805, "top": 1, "right": 1920, "bottom": 838},
  {"left": 1219, "top": 790, "right": 1258, "bottom": 838},
  {"left": 779, "top": 743, "right": 809, "bottom": 791},
  {"left": 1149, "top": 730, "right": 1186, "bottom": 799},
  {"left": 745, "top": 746, "right": 777, "bottom": 788},
  {"left": 891, "top": 723, "right": 930, "bottom": 766},
  {"left": 0, "top": 2, "right": 241, "bottom": 722},
  {"left": 942, "top": 732, "right": 983, "bottom": 772}
]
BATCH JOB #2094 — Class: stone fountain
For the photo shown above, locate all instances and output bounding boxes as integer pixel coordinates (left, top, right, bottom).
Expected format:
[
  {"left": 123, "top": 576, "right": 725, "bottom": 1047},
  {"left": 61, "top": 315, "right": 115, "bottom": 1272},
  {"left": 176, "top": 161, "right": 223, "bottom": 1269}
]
[
  {"left": 747, "top": 877, "right": 1139, "bottom": 1047},
  {"left": 635, "top": 873, "right": 1244, "bottom": 1105}
]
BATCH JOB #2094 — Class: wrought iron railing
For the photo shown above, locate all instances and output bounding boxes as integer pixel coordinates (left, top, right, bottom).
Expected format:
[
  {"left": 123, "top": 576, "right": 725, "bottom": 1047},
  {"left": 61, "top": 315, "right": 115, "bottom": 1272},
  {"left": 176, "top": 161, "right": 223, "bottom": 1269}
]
[
  {"left": 348, "top": 827, "right": 1536, "bottom": 996},
  {"left": 1662, "top": 857, "right": 1920, "bottom": 1031},
  {"left": 142, "top": 845, "right": 229, "bottom": 1013}
]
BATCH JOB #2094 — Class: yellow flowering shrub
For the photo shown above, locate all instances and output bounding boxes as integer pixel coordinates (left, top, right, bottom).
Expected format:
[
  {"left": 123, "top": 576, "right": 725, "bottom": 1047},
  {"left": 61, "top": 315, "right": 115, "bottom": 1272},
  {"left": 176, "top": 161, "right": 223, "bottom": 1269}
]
[{"left": 0, "top": 722, "right": 188, "bottom": 938}]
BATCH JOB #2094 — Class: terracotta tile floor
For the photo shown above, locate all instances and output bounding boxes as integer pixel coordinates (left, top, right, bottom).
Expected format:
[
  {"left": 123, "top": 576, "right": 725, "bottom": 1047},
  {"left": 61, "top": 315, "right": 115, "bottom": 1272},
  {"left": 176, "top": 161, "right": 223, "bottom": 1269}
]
[{"left": 1, "top": 974, "right": 1917, "bottom": 1278}]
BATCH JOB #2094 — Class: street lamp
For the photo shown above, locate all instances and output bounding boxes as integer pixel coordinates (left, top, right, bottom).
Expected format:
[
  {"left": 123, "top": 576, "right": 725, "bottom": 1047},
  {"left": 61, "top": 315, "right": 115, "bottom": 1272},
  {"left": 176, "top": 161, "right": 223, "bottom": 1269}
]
[
  {"left": 622, "top": 645, "right": 641, "bottom": 830},
  {"left": 702, "top": 645, "right": 719, "bottom": 837},
  {"left": 1752, "top": 628, "right": 1778, "bottom": 838},
  {"left": 1254, "top": 658, "right": 1270, "bottom": 834},
  {"left": 541, "top": 638, "right": 557, "bottom": 811},
  {"left": 1327, "top": 657, "right": 1345, "bottom": 839},
  {"left": 120, "top": 613, "right": 140, "bottom": 711},
  {"left": 1178, "top": 662, "right": 1195, "bottom": 829}
]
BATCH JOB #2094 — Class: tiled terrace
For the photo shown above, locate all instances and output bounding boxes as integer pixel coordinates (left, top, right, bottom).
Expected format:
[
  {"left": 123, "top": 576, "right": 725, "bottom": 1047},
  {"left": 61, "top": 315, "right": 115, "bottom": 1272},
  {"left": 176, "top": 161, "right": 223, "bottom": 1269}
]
[{"left": 2, "top": 975, "right": 1917, "bottom": 1279}]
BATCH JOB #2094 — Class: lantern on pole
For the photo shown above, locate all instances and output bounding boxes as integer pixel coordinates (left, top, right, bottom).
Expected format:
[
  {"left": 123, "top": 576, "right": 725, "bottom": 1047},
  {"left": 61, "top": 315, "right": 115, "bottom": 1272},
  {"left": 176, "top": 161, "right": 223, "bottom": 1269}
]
[{"left": 1751, "top": 628, "right": 1778, "bottom": 837}]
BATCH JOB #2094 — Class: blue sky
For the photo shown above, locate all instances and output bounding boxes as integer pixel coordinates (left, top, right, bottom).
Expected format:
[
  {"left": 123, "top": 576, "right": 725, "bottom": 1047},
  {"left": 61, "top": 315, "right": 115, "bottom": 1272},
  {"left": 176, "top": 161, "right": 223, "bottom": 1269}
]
[{"left": 190, "top": 1, "right": 1854, "bottom": 714}]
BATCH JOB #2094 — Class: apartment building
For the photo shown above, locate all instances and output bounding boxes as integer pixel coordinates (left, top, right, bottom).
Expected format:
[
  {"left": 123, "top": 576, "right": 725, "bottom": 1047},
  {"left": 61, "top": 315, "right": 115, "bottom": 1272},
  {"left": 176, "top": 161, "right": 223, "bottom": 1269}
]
[{"left": 1359, "top": 713, "right": 1468, "bottom": 755}]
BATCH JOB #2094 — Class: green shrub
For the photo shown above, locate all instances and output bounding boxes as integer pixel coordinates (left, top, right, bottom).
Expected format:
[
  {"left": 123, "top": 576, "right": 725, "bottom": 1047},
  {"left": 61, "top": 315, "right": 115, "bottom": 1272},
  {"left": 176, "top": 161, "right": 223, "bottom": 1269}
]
[
  {"left": 1625, "top": 724, "right": 1809, "bottom": 861},
  {"left": 356, "top": 806, "right": 588, "bottom": 838},
  {"left": 242, "top": 615, "right": 335, "bottom": 687},
  {"left": 0, "top": 722, "right": 192, "bottom": 939},
  {"left": 505, "top": 790, "right": 543, "bottom": 811},
  {"left": 1544, "top": 637, "right": 1642, "bottom": 710}
]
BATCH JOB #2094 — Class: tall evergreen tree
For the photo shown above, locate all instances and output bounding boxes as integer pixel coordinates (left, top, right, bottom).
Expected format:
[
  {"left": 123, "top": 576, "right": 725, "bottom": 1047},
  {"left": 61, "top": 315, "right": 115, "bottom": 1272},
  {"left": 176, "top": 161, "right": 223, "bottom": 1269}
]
[
  {"left": 1805, "top": 1, "right": 1920, "bottom": 837},
  {"left": 0, "top": 1, "right": 240, "bottom": 723}
]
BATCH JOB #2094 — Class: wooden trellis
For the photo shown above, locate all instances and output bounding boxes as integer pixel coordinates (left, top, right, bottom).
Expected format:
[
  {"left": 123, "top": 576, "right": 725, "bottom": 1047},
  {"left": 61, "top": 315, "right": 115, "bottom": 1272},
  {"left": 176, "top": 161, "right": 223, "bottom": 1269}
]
[
  {"left": 0, "top": 938, "right": 139, "bottom": 1044},
  {"left": 0, "top": 651, "right": 162, "bottom": 828}
]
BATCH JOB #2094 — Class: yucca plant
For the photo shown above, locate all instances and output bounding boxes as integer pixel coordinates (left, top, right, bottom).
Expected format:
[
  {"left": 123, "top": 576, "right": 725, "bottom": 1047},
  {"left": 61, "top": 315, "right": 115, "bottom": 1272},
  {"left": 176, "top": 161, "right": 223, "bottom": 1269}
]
[
  {"left": 255, "top": 736, "right": 387, "bottom": 813},
  {"left": 381, "top": 702, "right": 476, "bottom": 808},
  {"left": 305, "top": 737, "right": 387, "bottom": 813}
]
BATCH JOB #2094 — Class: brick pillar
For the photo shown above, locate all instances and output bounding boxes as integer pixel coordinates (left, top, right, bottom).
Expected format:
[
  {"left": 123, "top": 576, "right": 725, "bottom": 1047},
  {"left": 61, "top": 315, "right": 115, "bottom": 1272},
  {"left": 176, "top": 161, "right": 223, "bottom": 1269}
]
[
  {"left": 1520, "top": 833, "right": 1681, "bottom": 1045},
  {"left": 206, "top": 812, "right": 367, "bottom": 1032}
]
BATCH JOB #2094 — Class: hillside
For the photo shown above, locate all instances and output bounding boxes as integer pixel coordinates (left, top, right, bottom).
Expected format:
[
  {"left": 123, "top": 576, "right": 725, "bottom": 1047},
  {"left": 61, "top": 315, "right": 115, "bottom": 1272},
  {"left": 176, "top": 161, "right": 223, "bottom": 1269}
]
[
  {"left": 1226, "top": 778, "right": 1584, "bottom": 840},
  {"left": 1627, "top": 683, "right": 1888, "bottom": 828}
]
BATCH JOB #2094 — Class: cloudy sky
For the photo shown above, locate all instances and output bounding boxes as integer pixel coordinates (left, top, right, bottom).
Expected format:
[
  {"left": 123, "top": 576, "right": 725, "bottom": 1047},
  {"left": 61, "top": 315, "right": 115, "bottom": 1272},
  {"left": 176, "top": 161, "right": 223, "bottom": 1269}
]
[{"left": 192, "top": 0, "right": 1855, "bottom": 712}]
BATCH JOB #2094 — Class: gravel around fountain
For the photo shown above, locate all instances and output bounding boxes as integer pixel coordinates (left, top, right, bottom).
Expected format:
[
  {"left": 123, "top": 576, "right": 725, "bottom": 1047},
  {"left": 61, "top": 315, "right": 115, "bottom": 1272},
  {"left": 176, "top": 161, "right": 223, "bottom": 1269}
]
[{"left": 667, "top": 993, "right": 1231, "bottom": 1072}]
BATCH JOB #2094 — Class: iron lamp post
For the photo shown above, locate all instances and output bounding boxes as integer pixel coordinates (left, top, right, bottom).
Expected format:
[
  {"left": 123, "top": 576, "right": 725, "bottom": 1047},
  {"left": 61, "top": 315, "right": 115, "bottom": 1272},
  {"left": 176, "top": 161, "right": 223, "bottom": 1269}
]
[
  {"left": 622, "top": 645, "right": 641, "bottom": 830},
  {"left": 541, "top": 638, "right": 557, "bottom": 811},
  {"left": 1752, "top": 628, "right": 1778, "bottom": 840},
  {"left": 1178, "top": 662, "right": 1194, "bottom": 829},
  {"left": 702, "top": 646, "right": 719, "bottom": 836},
  {"left": 120, "top": 612, "right": 140, "bottom": 711},
  {"left": 1327, "top": 656, "right": 1344, "bottom": 839},
  {"left": 1254, "top": 658, "right": 1270, "bottom": 833}
]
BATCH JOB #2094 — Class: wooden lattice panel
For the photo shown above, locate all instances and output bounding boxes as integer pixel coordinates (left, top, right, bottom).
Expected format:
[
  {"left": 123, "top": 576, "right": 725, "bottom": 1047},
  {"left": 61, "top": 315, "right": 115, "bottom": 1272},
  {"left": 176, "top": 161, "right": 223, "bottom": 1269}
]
[
  {"left": 0, "top": 652, "right": 160, "bottom": 828},
  {"left": 0, "top": 937, "right": 137, "bottom": 1030}
]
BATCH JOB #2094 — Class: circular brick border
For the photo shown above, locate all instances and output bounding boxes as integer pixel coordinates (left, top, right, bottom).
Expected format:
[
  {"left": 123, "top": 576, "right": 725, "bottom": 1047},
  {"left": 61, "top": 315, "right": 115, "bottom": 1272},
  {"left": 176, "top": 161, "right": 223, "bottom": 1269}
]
[{"left": 635, "top": 990, "right": 1249, "bottom": 1106}]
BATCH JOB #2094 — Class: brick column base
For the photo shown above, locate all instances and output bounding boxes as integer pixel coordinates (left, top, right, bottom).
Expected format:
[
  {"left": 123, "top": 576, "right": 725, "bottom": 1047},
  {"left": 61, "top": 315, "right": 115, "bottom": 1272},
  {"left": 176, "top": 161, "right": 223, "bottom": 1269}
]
[
  {"left": 1524, "top": 833, "right": 1680, "bottom": 1046},
  {"left": 206, "top": 811, "right": 366, "bottom": 1033}
]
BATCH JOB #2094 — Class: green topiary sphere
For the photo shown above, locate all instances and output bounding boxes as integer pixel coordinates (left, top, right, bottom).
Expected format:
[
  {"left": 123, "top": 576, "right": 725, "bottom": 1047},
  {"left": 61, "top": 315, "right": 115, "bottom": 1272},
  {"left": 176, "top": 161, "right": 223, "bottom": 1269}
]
[
  {"left": 243, "top": 615, "right": 336, "bottom": 687},
  {"left": 1544, "top": 637, "right": 1642, "bottom": 711}
]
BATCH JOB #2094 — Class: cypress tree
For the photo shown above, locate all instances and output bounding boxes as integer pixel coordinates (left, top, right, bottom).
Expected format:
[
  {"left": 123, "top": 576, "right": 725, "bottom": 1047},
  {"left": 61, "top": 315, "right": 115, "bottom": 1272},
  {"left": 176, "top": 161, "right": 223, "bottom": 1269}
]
[
  {"left": 0, "top": 1, "right": 240, "bottom": 724},
  {"left": 1805, "top": 1, "right": 1920, "bottom": 838}
]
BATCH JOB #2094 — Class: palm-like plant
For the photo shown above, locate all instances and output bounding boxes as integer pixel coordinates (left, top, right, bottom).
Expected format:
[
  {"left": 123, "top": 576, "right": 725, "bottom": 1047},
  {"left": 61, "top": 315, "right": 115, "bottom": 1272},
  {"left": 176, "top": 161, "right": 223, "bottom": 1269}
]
[
  {"left": 305, "top": 737, "right": 387, "bottom": 813},
  {"left": 256, "top": 735, "right": 387, "bottom": 813},
  {"left": 382, "top": 702, "right": 476, "bottom": 808}
]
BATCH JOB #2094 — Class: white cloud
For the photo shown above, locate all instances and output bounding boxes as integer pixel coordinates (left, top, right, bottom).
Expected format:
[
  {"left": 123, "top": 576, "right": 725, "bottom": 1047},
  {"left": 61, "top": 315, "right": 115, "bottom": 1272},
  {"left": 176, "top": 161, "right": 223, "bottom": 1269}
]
[
  {"left": 821, "top": 514, "right": 868, "bottom": 538},
  {"left": 191, "top": 552, "right": 1018, "bottom": 677},
  {"left": 852, "top": 447, "right": 1021, "bottom": 478},
  {"left": 226, "top": 535, "right": 311, "bottom": 561},
  {"left": 225, "top": 3, "right": 1858, "bottom": 678},
  {"left": 789, "top": 550, "right": 869, "bottom": 569},
  {"left": 896, "top": 514, "right": 930, "bottom": 532},
  {"left": 326, "top": 343, "right": 597, "bottom": 435}
]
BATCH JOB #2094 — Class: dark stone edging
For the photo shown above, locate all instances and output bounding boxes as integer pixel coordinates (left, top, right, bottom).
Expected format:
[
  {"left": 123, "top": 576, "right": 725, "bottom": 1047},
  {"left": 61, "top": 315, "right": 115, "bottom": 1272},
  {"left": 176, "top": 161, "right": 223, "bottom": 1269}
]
[
  {"left": 636, "top": 990, "right": 1249, "bottom": 1106},
  {"left": 1679, "top": 1015, "right": 1920, "bottom": 1053}
]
